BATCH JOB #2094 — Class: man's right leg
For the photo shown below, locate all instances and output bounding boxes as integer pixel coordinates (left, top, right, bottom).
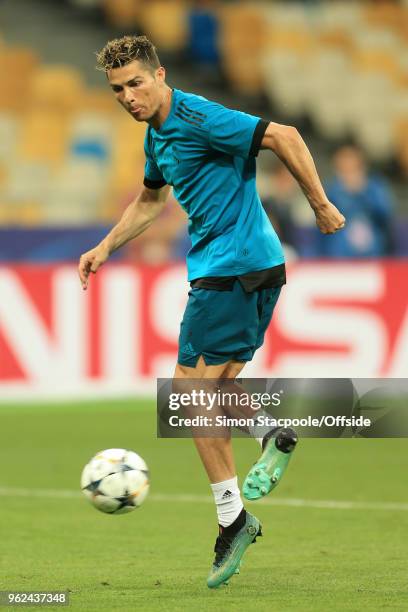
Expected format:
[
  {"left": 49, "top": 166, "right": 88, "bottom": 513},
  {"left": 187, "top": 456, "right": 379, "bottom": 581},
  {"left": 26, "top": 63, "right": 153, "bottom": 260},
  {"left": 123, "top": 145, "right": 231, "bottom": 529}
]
[
  {"left": 173, "top": 356, "right": 262, "bottom": 588},
  {"left": 173, "top": 356, "right": 244, "bottom": 511}
]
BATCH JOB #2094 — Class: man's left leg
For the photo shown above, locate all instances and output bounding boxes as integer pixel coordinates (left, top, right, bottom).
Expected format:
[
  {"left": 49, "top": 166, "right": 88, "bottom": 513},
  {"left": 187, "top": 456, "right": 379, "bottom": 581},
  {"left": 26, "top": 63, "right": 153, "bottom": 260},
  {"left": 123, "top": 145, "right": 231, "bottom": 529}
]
[{"left": 176, "top": 355, "right": 298, "bottom": 504}]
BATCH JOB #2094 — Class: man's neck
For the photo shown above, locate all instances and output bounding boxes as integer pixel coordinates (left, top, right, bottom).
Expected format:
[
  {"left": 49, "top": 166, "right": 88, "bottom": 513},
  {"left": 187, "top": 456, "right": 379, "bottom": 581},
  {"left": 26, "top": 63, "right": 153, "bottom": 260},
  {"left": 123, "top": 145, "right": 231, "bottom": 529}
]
[{"left": 148, "top": 86, "right": 173, "bottom": 130}]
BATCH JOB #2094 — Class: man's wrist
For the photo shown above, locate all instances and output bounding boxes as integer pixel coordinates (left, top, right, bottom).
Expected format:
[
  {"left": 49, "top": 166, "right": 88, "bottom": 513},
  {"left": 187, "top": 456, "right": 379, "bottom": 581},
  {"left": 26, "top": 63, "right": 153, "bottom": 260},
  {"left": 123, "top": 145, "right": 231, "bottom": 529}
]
[
  {"left": 100, "top": 237, "right": 115, "bottom": 256},
  {"left": 310, "top": 198, "right": 330, "bottom": 213}
]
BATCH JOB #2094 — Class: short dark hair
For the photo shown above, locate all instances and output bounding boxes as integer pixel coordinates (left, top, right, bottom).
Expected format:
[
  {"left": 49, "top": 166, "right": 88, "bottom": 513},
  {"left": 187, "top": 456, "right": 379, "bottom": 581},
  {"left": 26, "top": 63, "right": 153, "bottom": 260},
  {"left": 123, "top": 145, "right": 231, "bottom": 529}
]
[{"left": 96, "top": 35, "right": 161, "bottom": 73}]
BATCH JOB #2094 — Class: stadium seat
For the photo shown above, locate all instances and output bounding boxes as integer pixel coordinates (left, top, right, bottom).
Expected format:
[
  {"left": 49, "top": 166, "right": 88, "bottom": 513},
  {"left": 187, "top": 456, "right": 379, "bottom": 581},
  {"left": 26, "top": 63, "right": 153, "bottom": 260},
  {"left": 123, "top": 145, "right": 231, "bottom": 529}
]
[
  {"left": 263, "top": 49, "right": 309, "bottom": 117},
  {"left": 393, "top": 86, "right": 408, "bottom": 131},
  {"left": 0, "top": 162, "right": 7, "bottom": 201},
  {"left": 363, "top": 1, "right": 403, "bottom": 31},
  {"left": 0, "top": 113, "right": 18, "bottom": 162},
  {"left": 111, "top": 114, "right": 146, "bottom": 165},
  {"left": 266, "top": 27, "right": 314, "bottom": 54},
  {"left": 262, "top": 27, "right": 313, "bottom": 116},
  {"left": 17, "top": 110, "right": 69, "bottom": 167},
  {"left": 44, "top": 159, "right": 109, "bottom": 224},
  {"left": 347, "top": 50, "right": 401, "bottom": 160},
  {"left": 0, "top": 47, "right": 39, "bottom": 111},
  {"left": 354, "top": 115, "right": 396, "bottom": 162},
  {"left": 0, "top": 200, "right": 44, "bottom": 225},
  {"left": 346, "top": 69, "right": 397, "bottom": 161},
  {"left": 306, "top": 49, "right": 353, "bottom": 138},
  {"left": 6, "top": 161, "right": 50, "bottom": 208},
  {"left": 107, "top": 114, "right": 146, "bottom": 210},
  {"left": 264, "top": 3, "right": 309, "bottom": 30},
  {"left": 353, "top": 27, "right": 401, "bottom": 55},
  {"left": 81, "top": 89, "right": 117, "bottom": 113},
  {"left": 187, "top": 3, "right": 220, "bottom": 67},
  {"left": 219, "top": 4, "right": 267, "bottom": 95},
  {"left": 222, "top": 56, "right": 264, "bottom": 96},
  {"left": 394, "top": 8, "right": 408, "bottom": 43},
  {"left": 317, "top": 30, "right": 355, "bottom": 54},
  {"left": 319, "top": 2, "right": 364, "bottom": 34},
  {"left": 70, "top": 112, "right": 112, "bottom": 163},
  {"left": 220, "top": 4, "right": 267, "bottom": 53},
  {"left": 352, "top": 49, "right": 402, "bottom": 87},
  {"left": 30, "top": 65, "right": 84, "bottom": 111},
  {"left": 139, "top": 1, "right": 188, "bottom": 52},
  {"left": 102, "top": 0, "right": 143, "bottom": 28},
  {"left": 18, "top": 202, "right": 45, "bottom": 225},
  {"left": 0, "top": 46, "right": 38, "bottom": 77}
]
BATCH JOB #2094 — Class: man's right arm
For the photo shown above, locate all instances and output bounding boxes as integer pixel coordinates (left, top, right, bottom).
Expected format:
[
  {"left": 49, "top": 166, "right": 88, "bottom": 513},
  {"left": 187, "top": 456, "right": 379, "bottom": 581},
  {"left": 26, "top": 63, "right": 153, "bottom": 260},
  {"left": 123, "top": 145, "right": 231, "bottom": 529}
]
[
  {"left": 78, "top": 184, "right": 170, "bottom": 289},
  {"left": 260, "top": 123, "right": 345, "bottom": 234}
]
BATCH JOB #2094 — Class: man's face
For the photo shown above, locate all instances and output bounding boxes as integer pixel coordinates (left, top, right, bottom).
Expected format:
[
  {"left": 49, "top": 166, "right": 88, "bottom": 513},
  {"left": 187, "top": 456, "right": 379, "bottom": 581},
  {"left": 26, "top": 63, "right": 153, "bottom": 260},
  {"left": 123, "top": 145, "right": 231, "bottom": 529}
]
[
  {"left": 107, "top": 60, "right": 165, "bottom": 122},
  {"left": 334, "top": 146, "right": 367, "bottom": 191}
]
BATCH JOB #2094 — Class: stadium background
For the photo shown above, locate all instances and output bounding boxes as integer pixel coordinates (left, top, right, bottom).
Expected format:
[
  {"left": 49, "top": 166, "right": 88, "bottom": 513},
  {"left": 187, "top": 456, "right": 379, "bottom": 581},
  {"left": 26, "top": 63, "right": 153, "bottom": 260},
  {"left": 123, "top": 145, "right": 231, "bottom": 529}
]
[
  {"left": 1, "top": 0, "right": 407, "bottom": 397},
  {"left": 0, "top": 2, "right": 407, "bottom": 610}
]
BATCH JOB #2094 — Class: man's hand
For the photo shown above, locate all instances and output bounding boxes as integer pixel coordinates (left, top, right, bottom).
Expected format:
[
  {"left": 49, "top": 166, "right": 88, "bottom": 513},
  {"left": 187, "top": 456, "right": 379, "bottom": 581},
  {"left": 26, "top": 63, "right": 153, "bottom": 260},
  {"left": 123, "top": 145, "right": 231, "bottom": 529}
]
[
  {"left": 78, "top": 244, "right": 110, "bottom": 290},
  {"left": 314, "top": 202, "right": 346, "bottom": 235}
]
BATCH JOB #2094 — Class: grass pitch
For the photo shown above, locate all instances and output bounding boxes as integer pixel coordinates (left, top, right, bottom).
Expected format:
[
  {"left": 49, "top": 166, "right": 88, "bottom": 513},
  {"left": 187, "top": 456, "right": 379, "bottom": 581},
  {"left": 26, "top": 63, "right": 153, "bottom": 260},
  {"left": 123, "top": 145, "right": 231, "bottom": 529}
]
[{"left": 0, "top": 399, "right": 407, "bottom": 611}]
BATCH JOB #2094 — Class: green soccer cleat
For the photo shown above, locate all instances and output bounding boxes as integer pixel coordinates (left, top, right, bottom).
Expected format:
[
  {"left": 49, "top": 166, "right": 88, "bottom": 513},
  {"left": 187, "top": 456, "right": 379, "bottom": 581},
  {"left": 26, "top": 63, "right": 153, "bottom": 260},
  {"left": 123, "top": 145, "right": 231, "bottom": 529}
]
[
  {"left": 207, "top": 510, "right": 262, "bottom": 589},
  {"left": 243, "top": 427, "right": 298, "bottom": 501}
]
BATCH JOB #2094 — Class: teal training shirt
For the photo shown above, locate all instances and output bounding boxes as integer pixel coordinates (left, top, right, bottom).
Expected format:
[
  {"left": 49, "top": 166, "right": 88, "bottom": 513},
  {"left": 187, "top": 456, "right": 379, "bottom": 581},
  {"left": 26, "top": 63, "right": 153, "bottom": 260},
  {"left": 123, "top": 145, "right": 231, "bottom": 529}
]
[{"left": 143, "top": 88, "right": 285, "bottom": 281}]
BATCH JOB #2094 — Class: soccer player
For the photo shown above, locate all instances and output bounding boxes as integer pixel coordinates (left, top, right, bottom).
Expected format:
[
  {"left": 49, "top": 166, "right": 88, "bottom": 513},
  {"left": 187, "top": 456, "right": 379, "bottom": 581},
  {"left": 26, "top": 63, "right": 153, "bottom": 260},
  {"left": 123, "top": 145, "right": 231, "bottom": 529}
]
[{"left": 78, "top": 35, "right": 345, "bottom": 588}]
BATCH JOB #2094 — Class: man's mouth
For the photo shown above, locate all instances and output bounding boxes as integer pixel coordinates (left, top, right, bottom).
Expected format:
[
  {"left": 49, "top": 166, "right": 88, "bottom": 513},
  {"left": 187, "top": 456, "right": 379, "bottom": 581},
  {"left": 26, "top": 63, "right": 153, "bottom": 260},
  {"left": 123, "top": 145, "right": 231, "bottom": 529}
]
[{"left": 129, "top": 106, "right": 142, "bottom": 114}]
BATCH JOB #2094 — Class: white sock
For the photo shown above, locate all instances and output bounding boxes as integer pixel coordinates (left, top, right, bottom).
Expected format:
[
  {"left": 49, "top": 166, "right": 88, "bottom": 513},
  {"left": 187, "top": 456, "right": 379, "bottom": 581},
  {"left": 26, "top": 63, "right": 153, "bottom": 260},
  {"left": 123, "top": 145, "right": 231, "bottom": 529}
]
[
  {"left": 248, "top": 409, "right": 275, "bottom": 446},
  {"left": 210, "top": 476, "right": 243, "bottom": 527}
]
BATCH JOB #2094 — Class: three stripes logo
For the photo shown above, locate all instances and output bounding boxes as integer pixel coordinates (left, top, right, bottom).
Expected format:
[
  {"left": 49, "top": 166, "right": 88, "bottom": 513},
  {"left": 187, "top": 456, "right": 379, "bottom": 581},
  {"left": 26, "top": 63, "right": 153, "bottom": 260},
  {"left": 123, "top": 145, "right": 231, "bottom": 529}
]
[
  {"left": 176, "top": 101, "right": 206, "bottom": 128},
  {"left": 221, "top": 490, "right": 233, "bottom": 500}
]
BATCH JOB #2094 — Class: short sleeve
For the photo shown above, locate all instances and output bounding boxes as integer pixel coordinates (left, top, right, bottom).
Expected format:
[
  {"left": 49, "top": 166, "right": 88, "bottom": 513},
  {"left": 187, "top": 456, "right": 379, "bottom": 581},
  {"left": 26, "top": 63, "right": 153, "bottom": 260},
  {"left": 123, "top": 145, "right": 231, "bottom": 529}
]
[
  {"left": 207, "top": 103, "right": 268, "bottom": 159},
  {"left": 143, "top": 130, "right": 167, "bottom": 189}
]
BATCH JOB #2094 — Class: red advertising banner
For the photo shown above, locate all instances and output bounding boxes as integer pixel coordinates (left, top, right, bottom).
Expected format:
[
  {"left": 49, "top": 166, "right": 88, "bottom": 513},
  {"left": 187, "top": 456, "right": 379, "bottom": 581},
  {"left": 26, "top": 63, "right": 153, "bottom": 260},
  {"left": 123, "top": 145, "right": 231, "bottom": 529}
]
[{"left": 0, "top": 262, "right": 406, "bottom": 398}]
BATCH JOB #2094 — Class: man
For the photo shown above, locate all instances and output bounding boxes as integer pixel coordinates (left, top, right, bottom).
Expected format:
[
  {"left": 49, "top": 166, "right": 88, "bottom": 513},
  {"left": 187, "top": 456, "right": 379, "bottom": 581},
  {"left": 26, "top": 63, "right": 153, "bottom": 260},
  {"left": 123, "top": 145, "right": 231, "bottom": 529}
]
[
  {"left": 317, "top": 144, "right": 393, "bottom": 258},
  {"left": 78, "top": 35, "right": 345, "bottom": 588}
]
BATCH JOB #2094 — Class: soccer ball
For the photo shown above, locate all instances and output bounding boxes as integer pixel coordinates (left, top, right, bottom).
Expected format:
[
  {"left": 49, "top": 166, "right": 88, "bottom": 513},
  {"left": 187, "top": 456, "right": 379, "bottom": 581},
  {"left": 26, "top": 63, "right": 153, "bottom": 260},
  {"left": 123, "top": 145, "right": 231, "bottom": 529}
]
[{"left": 81, "top": 448, "right": 149, "bottom": 514}]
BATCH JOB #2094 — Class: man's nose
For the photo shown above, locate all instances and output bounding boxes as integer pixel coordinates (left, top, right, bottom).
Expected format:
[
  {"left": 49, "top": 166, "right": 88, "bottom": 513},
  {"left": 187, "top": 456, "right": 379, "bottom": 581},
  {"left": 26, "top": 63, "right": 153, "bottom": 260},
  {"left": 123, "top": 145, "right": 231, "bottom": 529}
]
[{"left": 123, "top": 88, "right": 135, "bottom": 104}]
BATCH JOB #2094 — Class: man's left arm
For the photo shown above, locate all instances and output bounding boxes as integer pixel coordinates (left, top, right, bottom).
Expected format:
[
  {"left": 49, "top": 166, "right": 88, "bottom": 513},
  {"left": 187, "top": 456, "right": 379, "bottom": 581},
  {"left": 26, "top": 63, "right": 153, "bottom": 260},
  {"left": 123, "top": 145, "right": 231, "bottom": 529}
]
[{"left": 261, "top": 122, "right": 346, "bottom": 234}]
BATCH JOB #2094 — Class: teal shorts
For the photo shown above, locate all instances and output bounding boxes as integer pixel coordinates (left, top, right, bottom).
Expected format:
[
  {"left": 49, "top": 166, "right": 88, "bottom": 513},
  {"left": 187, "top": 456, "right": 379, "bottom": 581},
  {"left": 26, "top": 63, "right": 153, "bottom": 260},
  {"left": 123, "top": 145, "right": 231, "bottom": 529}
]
[{"left": 177, "top": 281, "right": 281, "bottom": 367}]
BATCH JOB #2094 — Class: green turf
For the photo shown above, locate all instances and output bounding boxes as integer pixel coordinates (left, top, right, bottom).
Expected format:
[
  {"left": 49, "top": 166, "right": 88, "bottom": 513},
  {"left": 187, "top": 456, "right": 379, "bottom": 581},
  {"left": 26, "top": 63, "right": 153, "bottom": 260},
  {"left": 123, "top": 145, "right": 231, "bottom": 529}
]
[{"left": 0, "top": 399, "right": 407, "bottom": 611}]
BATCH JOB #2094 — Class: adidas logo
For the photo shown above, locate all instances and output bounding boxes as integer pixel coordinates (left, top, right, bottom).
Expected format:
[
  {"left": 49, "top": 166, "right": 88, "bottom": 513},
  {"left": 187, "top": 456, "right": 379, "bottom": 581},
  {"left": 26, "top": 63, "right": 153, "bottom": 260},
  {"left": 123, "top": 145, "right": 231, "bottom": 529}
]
[
  {"left": 221, "top": 489, "right": 233, "bottom": 500},
  {"left": 181, "top": 342, "right": 195, "bottom": 355}
]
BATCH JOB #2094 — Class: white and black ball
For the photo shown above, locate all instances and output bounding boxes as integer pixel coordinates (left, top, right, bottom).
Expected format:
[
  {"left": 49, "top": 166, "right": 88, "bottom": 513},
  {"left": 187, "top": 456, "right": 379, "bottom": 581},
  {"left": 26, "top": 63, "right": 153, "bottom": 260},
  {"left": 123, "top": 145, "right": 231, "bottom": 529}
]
[{"left": 81, "top": 448, "right": 149, "bottom": 514}]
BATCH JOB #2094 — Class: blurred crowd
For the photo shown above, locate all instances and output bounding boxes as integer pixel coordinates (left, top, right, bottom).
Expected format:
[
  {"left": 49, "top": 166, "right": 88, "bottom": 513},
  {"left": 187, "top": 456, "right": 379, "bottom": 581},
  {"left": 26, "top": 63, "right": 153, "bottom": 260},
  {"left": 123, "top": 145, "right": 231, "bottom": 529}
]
[{"left": 0, "top": 0, "right": 407, "bottom": 261}]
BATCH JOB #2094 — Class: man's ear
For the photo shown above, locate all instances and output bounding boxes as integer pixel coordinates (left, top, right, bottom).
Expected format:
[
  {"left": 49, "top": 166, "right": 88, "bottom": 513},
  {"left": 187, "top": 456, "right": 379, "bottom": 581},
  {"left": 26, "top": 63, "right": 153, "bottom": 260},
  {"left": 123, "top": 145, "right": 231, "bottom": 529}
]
[{"left": 156, "top": 66, "right": 166, "bottom": 83}]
